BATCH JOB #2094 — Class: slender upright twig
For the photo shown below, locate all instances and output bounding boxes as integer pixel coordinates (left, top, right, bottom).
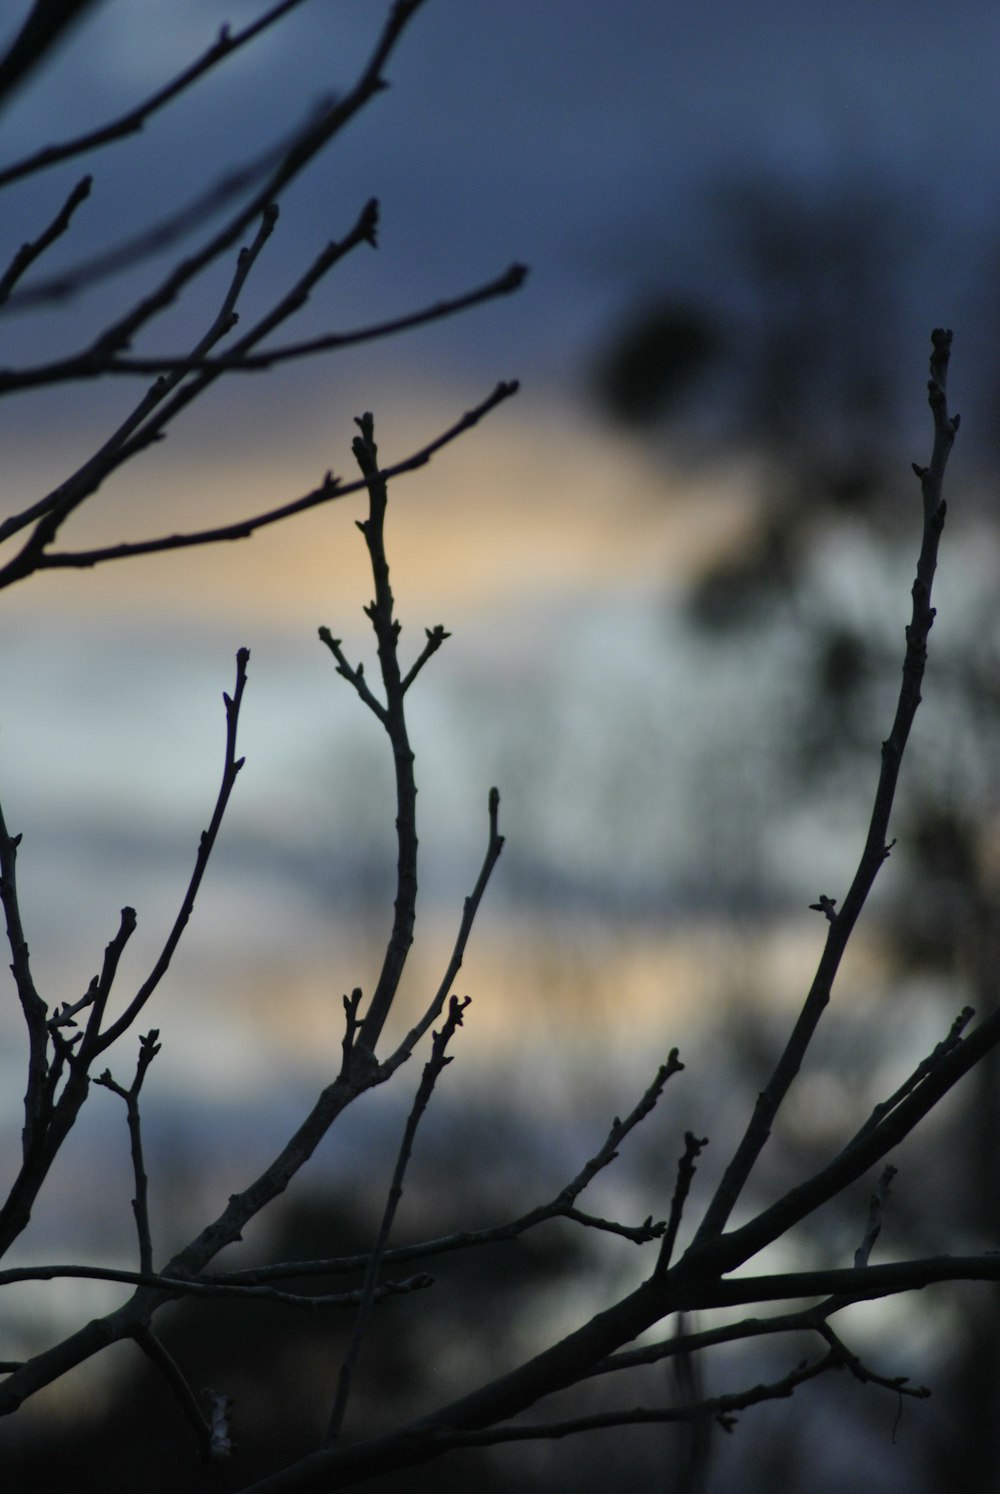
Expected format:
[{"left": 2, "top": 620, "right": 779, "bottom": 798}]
[
  {"left": 327, "top": 996, "right": 470, "bottom": 1443},
  {"left": 0, "top": 652, "right": 248, "bottom": 1257},
  {"left": 692, "top": 329, "right": 959, "bottom": 1247},
  {"left": 95, "top": 1031, "right": 163, "bottom": 1274},
  {"left": 0, "top": 797, "right": 47, "bottom": 1156},
  {"left": 0, "top": 176, "right": 91, "bottom": 303}
]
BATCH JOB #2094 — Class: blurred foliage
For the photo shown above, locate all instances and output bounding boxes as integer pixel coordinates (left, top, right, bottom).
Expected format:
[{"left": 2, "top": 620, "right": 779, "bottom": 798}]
[
  {"left": 594, "top": 300, "right": 719, "bottom": 426},
  {"left": 592, "top": 175, "right": 927, "bottom": 644},
  {"left": 591, "top": 167, "right": 1000, "bottom": 1493},
  {"left": 4, "top": 1176, "right": 590, "bottom": 1491}
]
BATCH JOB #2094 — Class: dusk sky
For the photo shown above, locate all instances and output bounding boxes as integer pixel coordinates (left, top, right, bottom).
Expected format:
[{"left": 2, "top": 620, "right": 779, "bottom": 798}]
[
  {"left": 0, "top": 0, "right": 994, "bottom": 1181},
  {"left": 3, "top": 9, "right": 1000, "bottom": 1478},
  {"left": 2, "top": 0, "right": 999, "bottom": 1079}
]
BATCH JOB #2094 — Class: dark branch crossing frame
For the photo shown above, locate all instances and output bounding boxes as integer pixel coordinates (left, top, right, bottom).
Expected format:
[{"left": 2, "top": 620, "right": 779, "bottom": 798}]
[{"left": 0, "top": 3, "right": 992, "bottom": 1489}]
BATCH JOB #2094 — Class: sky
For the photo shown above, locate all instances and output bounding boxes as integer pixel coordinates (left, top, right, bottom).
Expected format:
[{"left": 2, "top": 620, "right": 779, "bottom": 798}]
[
  {"left": 0, "top": 0, "right": 997, "bottom": 1012},
  {"left": 2, "top": 0, "right": 1000, "bottom": 1315}
]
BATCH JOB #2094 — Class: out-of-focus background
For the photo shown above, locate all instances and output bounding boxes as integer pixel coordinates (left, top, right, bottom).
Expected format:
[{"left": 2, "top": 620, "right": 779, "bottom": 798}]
[{"left": 3, "top": 2, "right": 1000, "bottom": 1489}]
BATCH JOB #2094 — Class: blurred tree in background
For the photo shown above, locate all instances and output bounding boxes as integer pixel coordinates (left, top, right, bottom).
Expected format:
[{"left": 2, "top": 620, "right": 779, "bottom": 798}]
[
  {"left": 3, "top": 5, "right": 1000, "bottom": 1493},
  {"left": 593, "top": 171, "right": 1000, "bottom": 1492}
]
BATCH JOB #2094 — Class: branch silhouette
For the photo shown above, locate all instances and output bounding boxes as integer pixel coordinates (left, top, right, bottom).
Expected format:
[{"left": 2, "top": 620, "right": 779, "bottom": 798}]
[{"left": 0, "top": 1, "right": 994, "bottom": 1487}]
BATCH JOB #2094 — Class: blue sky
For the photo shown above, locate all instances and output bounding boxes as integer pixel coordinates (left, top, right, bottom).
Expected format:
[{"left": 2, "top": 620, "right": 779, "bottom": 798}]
[{"left": 5, "top": 0, "right": 1000, "bottom": 390}]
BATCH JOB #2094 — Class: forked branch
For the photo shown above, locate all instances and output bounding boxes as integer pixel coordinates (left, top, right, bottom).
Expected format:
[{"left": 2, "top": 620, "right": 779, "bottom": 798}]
[{"left": 692, "top": 329, "right": 959, "bottom": 1246}]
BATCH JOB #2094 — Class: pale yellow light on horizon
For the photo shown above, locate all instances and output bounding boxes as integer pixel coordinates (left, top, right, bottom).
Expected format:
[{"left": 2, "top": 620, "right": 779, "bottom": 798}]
[
  {"left": 174, "top": 907, "right": 894, "bottom": 1083},
  {"left": 4, "top": 391, "right": 762, "bottom": 630}
]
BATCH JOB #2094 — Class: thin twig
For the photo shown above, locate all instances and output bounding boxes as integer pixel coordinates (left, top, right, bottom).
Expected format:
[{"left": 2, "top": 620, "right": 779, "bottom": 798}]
[
  {"left": 318, "top": 631, "right": 389, "bottom": 724},
  {"left": 541, "top": 1054, "right": 682, "bottom": 1225},
  {"left": 558, "top": 1206, "right": 664, "bottom": 1245},
  {"left": 6, "top": 0, "right": 429, "bottom": 335},
  {"left": 327, "top": 996, "right": 470, "bottom": 1442},
  {"left": 0, "top": 138, "right": 287, "bottom": 321},
  {"left": 656, "top": 1132, "right": 708, "bottom": 1277},
  {"left": 691, "top": 330, "right": 959, "bottom": 1247},
  {"left": 853, "top": 1164, "right": 897, "bottom": 1270},
  {"left": 816, "top": 1319, "right": 926, "bottom": 1398},
  {"left": 95, "top": 265, "right": 528, "bottom": 377},
  {"left": 80, "top": 907, "right": 138, "bottom": 1054},
  {"left": 426, "top": 1344, "right": 922, "bottom": 1452},
  {"left": 46, "top": 985, "right": 98, "bottom": 1035},
  {"left": 592, "top": 1301, "right": 845, "bottom": 1377},
  {"left": 0, "top": 798, "right": 47, "bottom": 1156},
  {"left": 94, "top": 1030, "right": 163, "bottom": 1274},
  {"left": 401, "top": 625, "right": 452, "bottom": 693},
  {"left": 0, "top": 0, "right": 100, "bottom": 107},
  {"left": 0, "top": 1261, "right": 433, "bottom": 1308},
  {"left": 382, "top": 785, "right": 505, "bottom": 1072},
  {"left": 9, "top": 381, "right": 519, "bottom": 580},
  {"left": 94, "top": 650, "right": 249, "bottom": 1052},
  {"left": 0, "top": 208, "right": 279, "bottom": 574},
  {"left": 0, "top": 176, "right": 91, "bottom": 303},
  {"left": 133, "top": 1326, "right": 215, "bottom": 1461},
  {"left": 679, "top": 1000, "right": 1000, "bottom": 1283},
  {"left": 0, "top": 0, "right": 313, "bottom": 189},
  {"left": 844, "top": 1005, "right": 974, "bottom": 1150},
  {"left": 339, "top": 988, "right": 365, "bottom": 1082},
  {"left": 206, "top": 1054, "right": 682, "bottom": 1288},
  {"left": 342, "top": 410, "right": 419, "bottom": 1056}
]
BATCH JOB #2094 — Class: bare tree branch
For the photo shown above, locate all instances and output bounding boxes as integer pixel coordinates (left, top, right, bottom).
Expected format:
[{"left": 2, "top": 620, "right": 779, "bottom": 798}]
[
  {"left": 0, "top": 195, "right": 383, "bottom": 394},
  {"left": 844, "top": 1004, "right": 974, "bottom": 1151},
  {"left": 142, "top": 1053, "right": 681, "bottom": 1292},
  {"left": 229, "top": 1348, "right": 849, "bottom": 1491},
  {"left": 656, "top": 1131, "right": 709, "bottom": 1277},
  {"left": 336, "top": 410, "right": 419, "bottom": 1055},
  {"left": 327, "top": 995, "right": 470, "bottom": 1442},
  {"left": 0, "top": 175, "right": 91, "bottom": 303},
  {"left": 0, "top": 1260, "right": 433, "bottom": 1308},
  {"left": 94, "top": 649, "right": 249, "bottom": 1052},
  {"left": 4, "top": 381, "right": 518, "bottom": 582},
  {"left": 409, "top": 1349, "right": 886, "bottom": 1448},
  {"left": 11, "top": 0, "right": 430, "bottom": 346},
  {"left": 0, "top": 652, "right": 248, "bottom": 1259},
  {"left": 1, "top": 136, "right": 291, "bottom": 314},
  {"left": 382, "top": 784, "right": 505, "bottom": 1070},
  {"left": 92, "top": 264, "right": 529, "bottom": 377},
  {"left": 0, "top": 798, "right": 47, "bottom": 1157},
  {"left": 0, "top": 378, "right": 514, "bottom": 1409},
  {"left": 0, "top": 0, "right": 100, "bottom": 108},
  {"left": 0, "top": 206, "right": 283, "bottom": 566},
  {"left": 132, "top": 1325, "right": 216, "bottom": 1462},
  {"left": 95, "top": 1031, "right": 163, "bottom": 1274},
  {"left": 692, "top": 330, "right": 959, "bottom": 1246},
  {"left": 0, "top": 0, "right": 313, "bottom": 189},
  {"left": 685, "top": 1002, "right": 1000, "bottom": 1283},
  {"left": 0, "top": 6, "right": 989, "bottom": 1477}
]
